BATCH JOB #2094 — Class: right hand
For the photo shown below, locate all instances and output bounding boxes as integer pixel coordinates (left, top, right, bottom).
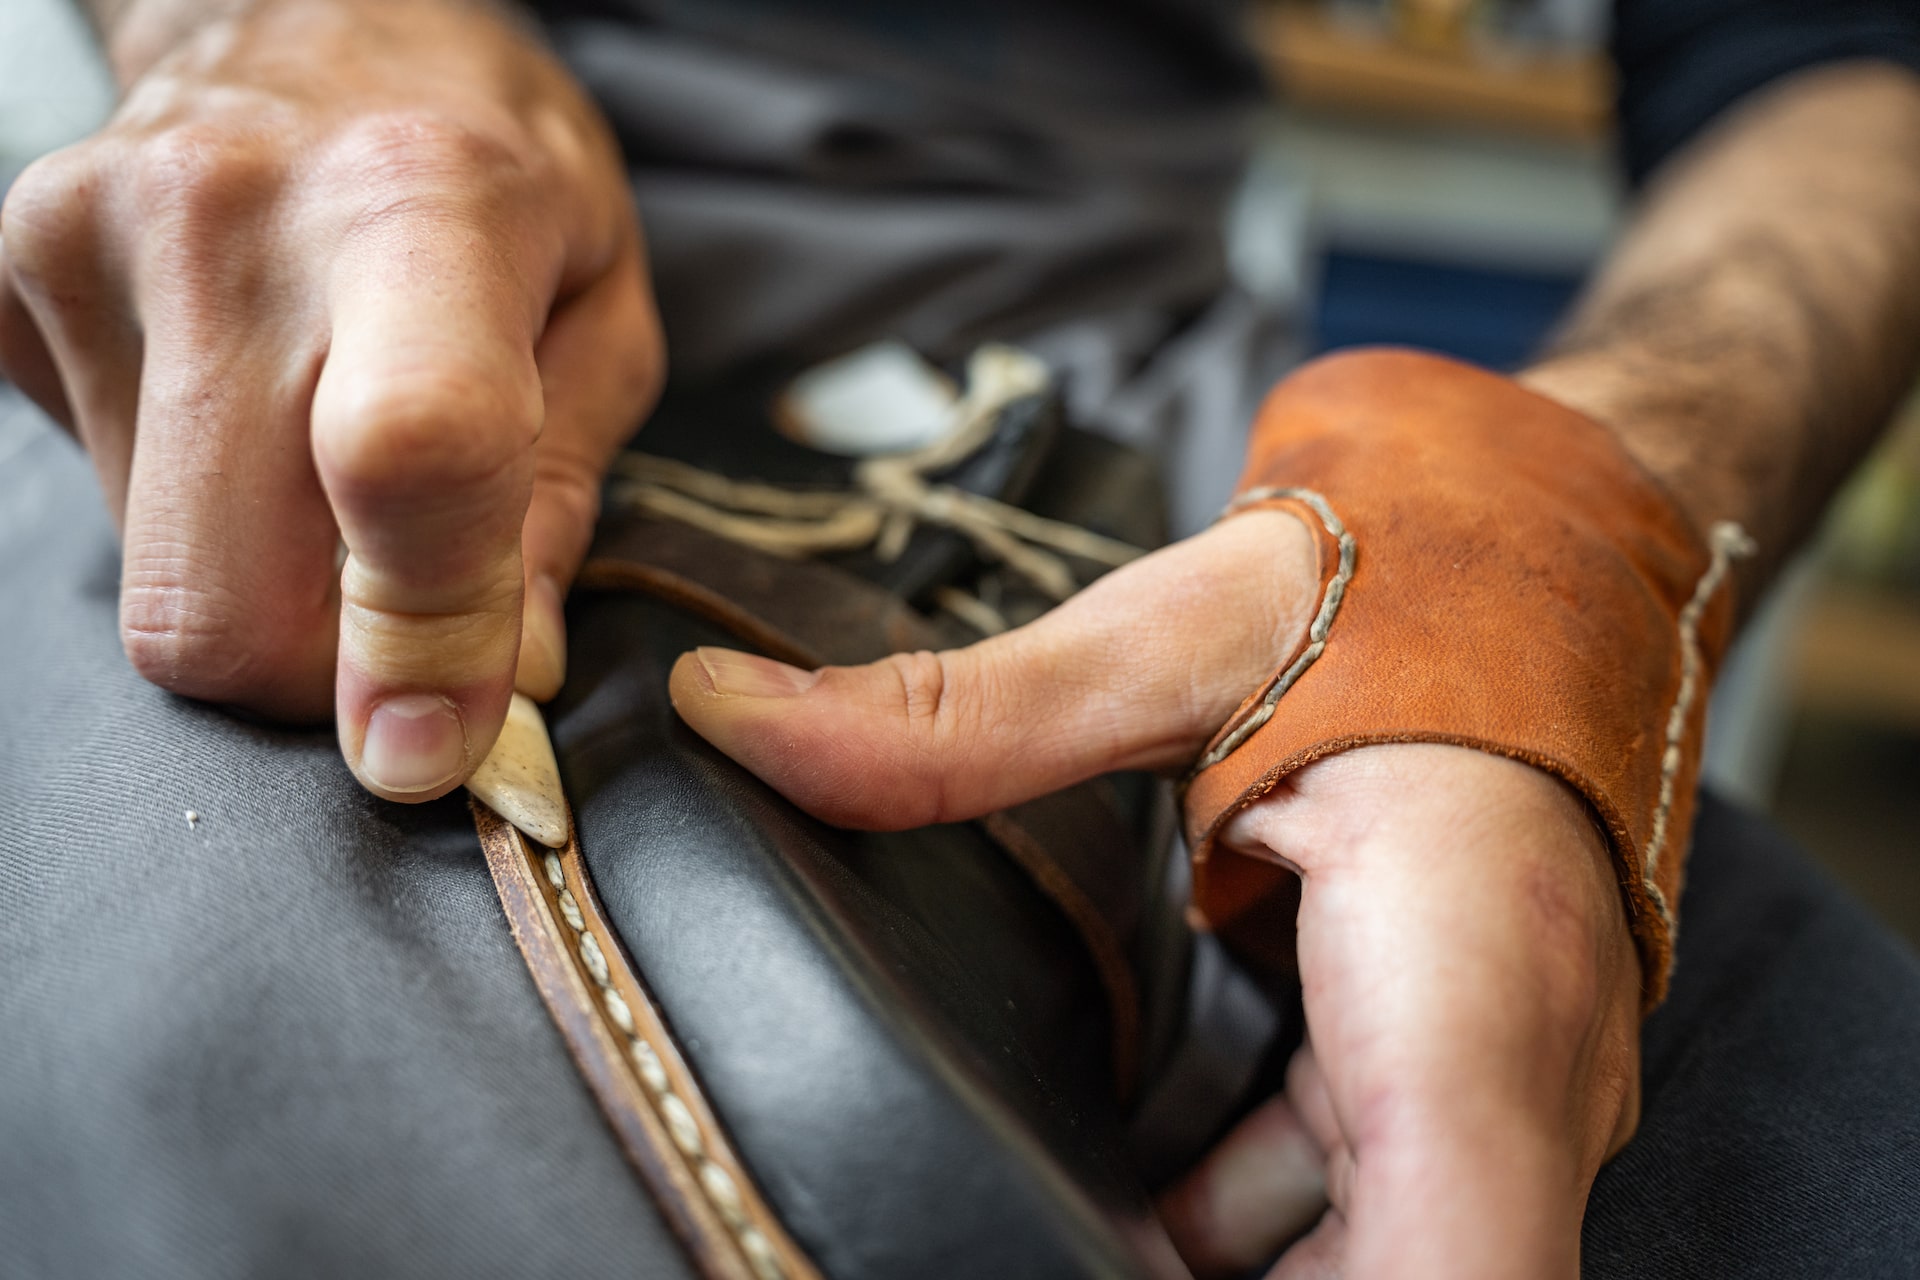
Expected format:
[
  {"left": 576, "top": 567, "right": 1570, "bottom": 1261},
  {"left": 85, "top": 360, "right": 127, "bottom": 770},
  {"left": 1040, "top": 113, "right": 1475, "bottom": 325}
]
[
  {"left": 667, "top": 510, "right": 1644, "bottom": 1280},
  {"left": 0, "top": 0, "right": 663, "bottom": 800}
]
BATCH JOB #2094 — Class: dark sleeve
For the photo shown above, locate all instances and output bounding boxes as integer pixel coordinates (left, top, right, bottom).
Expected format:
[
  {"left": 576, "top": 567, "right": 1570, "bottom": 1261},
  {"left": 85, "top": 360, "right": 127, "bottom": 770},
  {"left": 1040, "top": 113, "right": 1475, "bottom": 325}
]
[{"left": 1612, "top": 0, "right": 1920, "bottom": 184}]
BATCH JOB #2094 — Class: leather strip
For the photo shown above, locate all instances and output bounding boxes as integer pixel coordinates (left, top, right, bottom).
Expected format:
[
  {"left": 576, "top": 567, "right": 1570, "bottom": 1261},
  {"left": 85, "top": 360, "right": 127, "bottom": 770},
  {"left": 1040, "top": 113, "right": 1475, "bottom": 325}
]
[
  {"left": 1190, "top": 490, "right": 1351, "bottom": 774},
  {"left": 576, "top": 559, "right": 825, "bottom": 670},
  {"left": 981, "top": 807, "right": 1142, "bottom": 1098},
  {"left": 474, "top": 800, "right": 823, "bottom": 1280}
]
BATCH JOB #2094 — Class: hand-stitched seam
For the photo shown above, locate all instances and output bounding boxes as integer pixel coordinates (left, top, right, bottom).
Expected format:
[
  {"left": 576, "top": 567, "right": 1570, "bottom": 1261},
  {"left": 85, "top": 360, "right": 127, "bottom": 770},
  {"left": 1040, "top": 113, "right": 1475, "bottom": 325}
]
[
  {"left": 1640, "top": 520, "right": 1755, "bottom": 933},
  {"left": 1191, "top": 487, "right": 1355, "bottom": 774},
  {"left": 533, "top": 841, "right": 791, "bottom": 1280}
]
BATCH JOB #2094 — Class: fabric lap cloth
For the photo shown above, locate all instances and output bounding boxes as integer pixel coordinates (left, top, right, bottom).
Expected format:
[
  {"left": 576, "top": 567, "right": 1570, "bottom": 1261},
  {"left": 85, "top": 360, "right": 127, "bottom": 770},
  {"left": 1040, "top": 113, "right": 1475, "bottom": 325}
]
[{"left": 1183, "top": 348, "right": 1748, "bottom": 1006}]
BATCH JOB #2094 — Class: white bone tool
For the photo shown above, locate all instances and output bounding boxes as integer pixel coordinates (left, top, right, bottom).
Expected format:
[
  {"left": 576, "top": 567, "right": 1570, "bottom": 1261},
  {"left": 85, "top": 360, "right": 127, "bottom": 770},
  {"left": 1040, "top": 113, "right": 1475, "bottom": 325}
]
[{"left": 466, "top": 692, "right": 569, "bottom": 848}]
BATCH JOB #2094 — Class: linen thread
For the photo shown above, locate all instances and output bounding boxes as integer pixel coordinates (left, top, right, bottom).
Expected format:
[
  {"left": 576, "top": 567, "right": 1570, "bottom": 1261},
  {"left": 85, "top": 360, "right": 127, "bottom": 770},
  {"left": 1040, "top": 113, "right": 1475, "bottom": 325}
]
[
  {"left": 534, "top": 839, "right": 787, "bottom": 1280},
  {"left": 1640, "top": 520, "right": 1755, "bottom": 932},
  {"left": 1192, "top": 487, "right": 1355, "bottom": 774}
]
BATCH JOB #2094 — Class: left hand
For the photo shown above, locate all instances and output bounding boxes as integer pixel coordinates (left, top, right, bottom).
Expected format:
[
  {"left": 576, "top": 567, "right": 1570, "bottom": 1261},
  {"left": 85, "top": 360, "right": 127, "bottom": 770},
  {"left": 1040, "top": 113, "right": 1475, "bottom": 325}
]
[
  {"left": 668, "top": 507, "right": 1643, "bottom": 1278},
  {"left": 0, "top": 0, "right": 663, "bottom": 799}
]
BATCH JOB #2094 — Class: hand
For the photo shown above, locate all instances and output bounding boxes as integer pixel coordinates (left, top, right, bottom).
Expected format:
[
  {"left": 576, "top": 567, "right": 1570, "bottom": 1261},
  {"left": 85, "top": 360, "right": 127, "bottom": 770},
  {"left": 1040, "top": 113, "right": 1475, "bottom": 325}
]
[
  {"left": 0, "top": 0, "right": 662, "bottom": 800},
  {"left": 1155, "top": 746, "right": 1641, "bottom": 1278},
  {"left": 667, "top": 509, "right": 1642, "bottom": 1278}
]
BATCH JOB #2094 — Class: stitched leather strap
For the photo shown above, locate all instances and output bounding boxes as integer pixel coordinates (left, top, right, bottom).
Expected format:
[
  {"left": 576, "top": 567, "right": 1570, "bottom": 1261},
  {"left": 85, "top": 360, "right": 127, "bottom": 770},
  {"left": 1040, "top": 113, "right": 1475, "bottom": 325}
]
[{"left": 475, "top": 801, "right": 821, "bottom": 1280}]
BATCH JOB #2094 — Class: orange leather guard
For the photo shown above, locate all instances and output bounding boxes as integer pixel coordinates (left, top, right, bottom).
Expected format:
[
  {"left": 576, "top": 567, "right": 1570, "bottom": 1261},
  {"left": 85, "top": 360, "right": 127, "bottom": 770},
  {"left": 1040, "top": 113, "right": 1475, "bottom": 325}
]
[{"left": 1184, "top": 348, "right": 1752, "bottom": 1006}]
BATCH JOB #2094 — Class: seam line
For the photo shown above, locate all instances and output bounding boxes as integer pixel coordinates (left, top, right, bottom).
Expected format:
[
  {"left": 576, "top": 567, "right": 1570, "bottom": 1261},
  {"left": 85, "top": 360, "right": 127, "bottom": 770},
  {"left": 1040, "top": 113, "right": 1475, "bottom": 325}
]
[
  {"left": 1192, "top": 486, "right": 1355, "bottom": 774},
  {"left": 1641, "top": 520, "right": 1754, "bottom": 932},
  {"left": 532, "top": 837, "right": 789, "bottom": 1280}
]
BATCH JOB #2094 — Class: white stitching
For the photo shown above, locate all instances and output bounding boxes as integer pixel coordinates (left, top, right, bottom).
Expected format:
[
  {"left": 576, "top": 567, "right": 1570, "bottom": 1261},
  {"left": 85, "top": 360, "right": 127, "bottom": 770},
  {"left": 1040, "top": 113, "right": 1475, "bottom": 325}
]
[
  {"left": 1191, "top": 487, "right": 1355, "bottom": 774},
  {"left": 1642, "top": 521, "right": 1755, "bottom": 932},
  {"left": 528, "top": 830, "right": 790, "bottom": 1280}
]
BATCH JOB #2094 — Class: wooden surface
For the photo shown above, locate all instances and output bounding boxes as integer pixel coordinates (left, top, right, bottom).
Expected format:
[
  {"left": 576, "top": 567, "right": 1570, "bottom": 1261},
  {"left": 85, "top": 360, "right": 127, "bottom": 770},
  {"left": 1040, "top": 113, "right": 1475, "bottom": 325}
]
[
  {"left": 1792, "top": 585, "right": 1920, "bottom": 731},
  {"left": 1253, "top": 3, "right": 1614, "bottom": 140}
]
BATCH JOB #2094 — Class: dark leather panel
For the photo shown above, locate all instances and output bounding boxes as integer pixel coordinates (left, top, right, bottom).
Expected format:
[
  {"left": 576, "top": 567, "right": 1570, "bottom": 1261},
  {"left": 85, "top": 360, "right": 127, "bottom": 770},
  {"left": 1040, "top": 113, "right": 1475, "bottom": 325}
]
[
  {"left": 551, "top": 589, "right": 1186, "bottom": 1280},
  {"left": 587, "top": 516, "right": 942, "bottom": 666},
  {"left": 581, "top": 515, "right": 1167, "bottom": 1093}
]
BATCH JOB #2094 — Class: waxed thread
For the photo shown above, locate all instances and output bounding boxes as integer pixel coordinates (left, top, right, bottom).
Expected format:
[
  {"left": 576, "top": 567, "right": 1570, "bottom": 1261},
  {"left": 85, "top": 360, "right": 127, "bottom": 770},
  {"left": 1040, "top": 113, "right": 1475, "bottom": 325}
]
[
  {"left": 1192, "top": 487, "right": 1355, "bottom": 774},
  {"left": 532, "top": 837, "right": 788, "bottom": 1280},
  {"left": 1641, "top": 520, "right": 1755, "bottom": 932}
]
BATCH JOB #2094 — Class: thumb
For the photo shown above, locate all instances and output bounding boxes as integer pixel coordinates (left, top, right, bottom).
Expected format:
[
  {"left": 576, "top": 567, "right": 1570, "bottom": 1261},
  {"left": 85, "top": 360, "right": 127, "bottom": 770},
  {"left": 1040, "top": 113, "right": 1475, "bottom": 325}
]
[{"left": 669, "top": 509, "right": 1319, "bottom": 829}]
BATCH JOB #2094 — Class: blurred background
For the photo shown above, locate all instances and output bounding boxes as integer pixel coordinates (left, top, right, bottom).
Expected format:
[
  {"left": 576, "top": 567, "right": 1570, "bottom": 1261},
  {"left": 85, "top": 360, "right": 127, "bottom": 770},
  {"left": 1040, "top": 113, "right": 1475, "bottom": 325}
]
[{"left": 4, "top": 0, "right": 1915, "bottom": 940}]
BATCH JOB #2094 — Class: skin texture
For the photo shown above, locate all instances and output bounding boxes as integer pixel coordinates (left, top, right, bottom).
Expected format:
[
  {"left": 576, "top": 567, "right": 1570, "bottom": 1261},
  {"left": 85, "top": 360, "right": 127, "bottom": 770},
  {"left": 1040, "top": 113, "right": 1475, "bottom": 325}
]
[
  {"left": 0, "top": 0, "right": 663, "bottom": 799},
  {"left": 4, "top": 1, "right": 1919, "bottom": 1274},
  {"left": 1524, "top": 61, "right": 1920, "bottom": 614}
]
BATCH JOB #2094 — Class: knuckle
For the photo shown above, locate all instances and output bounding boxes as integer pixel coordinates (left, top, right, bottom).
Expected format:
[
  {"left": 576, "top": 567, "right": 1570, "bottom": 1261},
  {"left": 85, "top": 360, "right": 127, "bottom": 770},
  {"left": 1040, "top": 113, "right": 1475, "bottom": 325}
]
[
  {"left": 618, "top": 325, "right": 667, "bottom": 422},
  {"left": 318, "top": 367, "right": 539, "bottom": 498},
  {"left": 130, "top": 122, "right": 281, "bottom": 230},
  {"left": 120, "top": 580, "right": 290, "bottom": 704},
  {"left": 1517, "top": 860, "right": 1611, "bottom": 1036},
  {"left": 531, "top": 453, "right": 603, "bottom": 532},
  {"left": 875, "top": 648, "right": 990, "bottom": 815},
  {"left": 0, "top": 145, "right": 103, "bottom": 281},
  {"left": 881, "top": 649, "right": 953, "bottom": 729},
  {"left": 320, "top": 111, "right": 534, "bottom": 225},
  {"left": 338, "top": 586, "right": 519, "bottom": 680}
]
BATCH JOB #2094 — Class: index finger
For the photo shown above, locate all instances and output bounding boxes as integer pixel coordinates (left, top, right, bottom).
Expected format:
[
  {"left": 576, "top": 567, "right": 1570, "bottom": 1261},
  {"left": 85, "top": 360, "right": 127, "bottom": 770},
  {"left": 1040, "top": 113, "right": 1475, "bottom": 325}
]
[{"left": 312, "top": 215, "right": 552, "bottom": 801}]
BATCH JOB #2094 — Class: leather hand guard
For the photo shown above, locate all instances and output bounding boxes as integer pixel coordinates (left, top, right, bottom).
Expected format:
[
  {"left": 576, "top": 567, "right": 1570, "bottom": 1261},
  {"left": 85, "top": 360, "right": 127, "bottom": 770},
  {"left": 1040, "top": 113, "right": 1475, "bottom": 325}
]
[{"left": 1184, "top": 348, "right": 1752, "bottom": 1007}]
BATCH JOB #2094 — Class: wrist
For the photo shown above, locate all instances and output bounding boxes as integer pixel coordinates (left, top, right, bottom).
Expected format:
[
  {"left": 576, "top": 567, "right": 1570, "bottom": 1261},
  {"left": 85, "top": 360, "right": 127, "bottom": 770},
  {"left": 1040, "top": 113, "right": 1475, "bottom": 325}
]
[
  {"left": 87, "top": 0, "right": 247, "bottom": 87},
  {"left": 1518, "top": 352, "right": 1755, "bottom": 542},
  {"left": 90, "top": 0, "right": 521, "bottom": 90}
]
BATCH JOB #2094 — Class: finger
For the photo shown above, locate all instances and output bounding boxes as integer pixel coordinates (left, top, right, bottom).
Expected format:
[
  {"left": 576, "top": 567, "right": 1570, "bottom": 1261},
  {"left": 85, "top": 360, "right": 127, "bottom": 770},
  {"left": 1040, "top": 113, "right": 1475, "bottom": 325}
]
[
  {"left": 117, "top": 312, "right": 341, "bottom": 720},
  {"left": 1286, "top": 1046, "right": 1341, "bottom": 1159},
  {"left": 0, "top": 240, "right": 75, "bottom": 430},
  {"left": 1157, "top": 1092, "right": 1327, "bottom": 1279},
  {"left": 106, "top": 161, "right": 339, "bottom": 718},
  {"left": 1269, "top": 1211, "right": 1346, "bottom": 1280},
  {"left": 514, "top": 237, "right": 663, "bottom": 700},
  {"left": 313, "top": 229, "right": 551, "bottom": 802},
  {"left": 669, "top": 508, "right": 1319, "bottom": 829},
  {"left": 0, "top": 144, "right": 145, "bottom": 512},
  {"left": 1230, "top": 745, "right": 1641, "bottom": 1280}
]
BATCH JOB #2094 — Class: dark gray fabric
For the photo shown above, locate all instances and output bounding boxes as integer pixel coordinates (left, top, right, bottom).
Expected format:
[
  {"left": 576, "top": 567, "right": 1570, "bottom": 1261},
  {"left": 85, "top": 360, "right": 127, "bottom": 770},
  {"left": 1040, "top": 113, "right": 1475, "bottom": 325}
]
[
  {"left": 525, "top": 0, "right": 1284, "bottom": 534},
  {"left": 1612, "top": 0, "right": 1920, "bottom": 185},
  {"left": 0, "top": 393, "right": 691, "bottom": 1279},
  {"left": 1585, "top": 795, "right": 1920, "bottom": 1277},
  {"left": 536, "top": 1, "right": 1255, "bottom": 381}
]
